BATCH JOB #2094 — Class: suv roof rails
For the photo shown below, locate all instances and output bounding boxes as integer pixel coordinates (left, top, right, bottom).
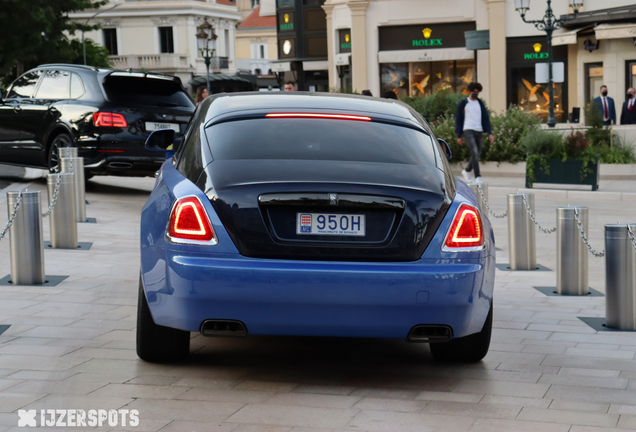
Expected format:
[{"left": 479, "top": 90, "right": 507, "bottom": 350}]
[{"left": 37, "top": 64, "right": 105, "bottom": 72}]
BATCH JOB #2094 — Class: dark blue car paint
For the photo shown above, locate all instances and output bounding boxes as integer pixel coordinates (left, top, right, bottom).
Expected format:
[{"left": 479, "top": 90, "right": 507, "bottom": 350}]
[{"left": 140, "top": 160, "right": 495, "bottom": 340}]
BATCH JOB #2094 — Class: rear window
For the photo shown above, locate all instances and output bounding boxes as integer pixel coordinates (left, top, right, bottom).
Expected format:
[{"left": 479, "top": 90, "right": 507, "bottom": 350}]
[
  {"left": 205, "top": 118, "right": 437, "bottom": 165},
  {"left": 103, "top": 76, "right": 193, "bottom": 108}
]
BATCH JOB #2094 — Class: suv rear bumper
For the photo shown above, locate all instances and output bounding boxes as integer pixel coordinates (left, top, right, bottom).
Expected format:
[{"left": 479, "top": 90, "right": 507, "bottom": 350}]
[{"left": 84, "top": 155, "right": 166, "bottom": 177}]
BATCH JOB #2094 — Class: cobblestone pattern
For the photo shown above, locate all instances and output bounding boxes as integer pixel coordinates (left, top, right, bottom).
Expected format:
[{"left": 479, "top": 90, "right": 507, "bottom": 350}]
[{"left": 0, "top": 176, "right": 635, "bottom": 431}]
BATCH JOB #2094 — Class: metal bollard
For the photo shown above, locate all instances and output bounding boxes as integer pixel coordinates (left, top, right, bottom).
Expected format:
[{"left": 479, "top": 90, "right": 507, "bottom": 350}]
[
  {"left": 605, "top": 224, "right": 636, "bottom": 330},
  {"left": 7, "top": 191, "right": 45, "bottom": 285},
  {"left": 468, "top": 182, "right": 487, "bottom": 212},
  {"left": 47, "top": 173, "right": 78, "bottom": 249},
  {"left": 507, "top": 193, "right": 536, "bottom": 270},
  {"left": 60, "top": 157, "right": 86, "bottom": 222},
  {"left": 58, "top": 147, "right": 78, "bottom": 159},
  {"left": 556, "top": 207, "right": 589, "bottom": 295}
]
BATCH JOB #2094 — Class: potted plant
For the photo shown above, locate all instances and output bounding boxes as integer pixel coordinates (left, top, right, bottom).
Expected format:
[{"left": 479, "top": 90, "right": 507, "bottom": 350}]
[{"left": 524, "top": 128, "right": 600, "bottom": 190}]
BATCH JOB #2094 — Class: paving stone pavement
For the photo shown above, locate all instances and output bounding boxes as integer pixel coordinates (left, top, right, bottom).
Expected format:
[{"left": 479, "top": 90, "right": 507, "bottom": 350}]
[{"left": 0, "top": 175, "right": 636, "bottom": 431}]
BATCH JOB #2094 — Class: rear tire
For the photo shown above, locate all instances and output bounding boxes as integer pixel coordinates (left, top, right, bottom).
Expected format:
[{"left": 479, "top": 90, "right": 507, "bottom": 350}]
[
  {"left": 429, "top": 303, "right": 492, "bottom": 363},
  {"left": 136, "top": 274, "right": 190, "bottom": 362},
  {"left": 48, "top": 133, "right": 72, "bottom": 173}
]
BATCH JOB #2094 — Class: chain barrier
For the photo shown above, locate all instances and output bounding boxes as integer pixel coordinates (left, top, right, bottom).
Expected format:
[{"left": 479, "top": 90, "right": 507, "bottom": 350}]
[
  {"left": 521, "top": 194, "right": 556, "bottom": 234},
  {"left": 627, "top": 225, "right": 636, "bottom": 255},
  {"left": 0, "top": 190, "right": 24, "bottom": 241},
  {"left": 42, "top": 174, "right": 62, "bottom": 218},
  {"left": 573, "top": 208, "right": 604, "bottom": 257},
  {"left": 477, "top": 185, "right": 507, "bottom": 219}
]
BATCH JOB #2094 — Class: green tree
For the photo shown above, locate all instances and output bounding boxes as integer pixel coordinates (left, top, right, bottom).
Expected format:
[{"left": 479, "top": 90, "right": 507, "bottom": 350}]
[
  {"left": 69, "top": 38, "right": 112, "bottom": 68},
  {"left": 0, "top": 0, "right": 107, "bottom": 84}
]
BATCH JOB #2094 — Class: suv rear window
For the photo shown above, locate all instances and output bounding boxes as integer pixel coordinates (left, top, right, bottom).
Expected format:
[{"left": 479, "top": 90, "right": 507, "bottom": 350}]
[
  {"left": 205, "top": 118, "right": 437, "bottom": 165},
  {"left": 103, "top": 76, "right": 193, "bottom": 108}
]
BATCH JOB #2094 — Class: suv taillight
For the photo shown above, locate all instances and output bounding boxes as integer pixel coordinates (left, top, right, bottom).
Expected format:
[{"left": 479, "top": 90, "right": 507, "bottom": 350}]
[
  {"left": 93, "top": 112, "right": 127, "bottom": 127},
  {"left": 167, "top": 196, "right": 217, "bottom": 244},
  {"left": 443, "top": 204, "right": 484, "bottom": 251}
]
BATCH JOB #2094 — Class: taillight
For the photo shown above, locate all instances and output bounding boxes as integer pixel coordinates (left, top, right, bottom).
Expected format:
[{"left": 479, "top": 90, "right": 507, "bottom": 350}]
[
  {"left": 93, "top": 112, "right": 128, "bottom": 127},
  {"left": 167, "top": 196, "right": 217, "bottom": 244},
  {"left": 443, "top": 204, "right": 484, "bottom": 251}
]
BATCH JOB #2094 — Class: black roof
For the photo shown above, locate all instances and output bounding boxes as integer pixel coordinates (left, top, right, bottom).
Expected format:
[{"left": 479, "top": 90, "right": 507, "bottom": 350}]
[
  {"left": 562, "top": 4, "right": 636, "bottom": 28},
  {"left": 36, "top": 63, "right": 182, "bottom": 82},
  {"left": 202, "top": 92, "right": 426, "bottom": 129}
]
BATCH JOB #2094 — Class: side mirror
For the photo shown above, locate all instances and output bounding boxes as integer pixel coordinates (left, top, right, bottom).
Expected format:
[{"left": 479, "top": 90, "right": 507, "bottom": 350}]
[
  {"left": 438, "top": 138, "right": 452, "bottom": 160},
  {"left": 145, "top": 129, "right": 175, "bottom": 151}
]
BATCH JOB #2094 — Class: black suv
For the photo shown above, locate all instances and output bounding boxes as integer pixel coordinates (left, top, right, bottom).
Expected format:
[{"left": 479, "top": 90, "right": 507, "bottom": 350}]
[{"left": 0, "top": 64, "right": 195, "bottom": 177}]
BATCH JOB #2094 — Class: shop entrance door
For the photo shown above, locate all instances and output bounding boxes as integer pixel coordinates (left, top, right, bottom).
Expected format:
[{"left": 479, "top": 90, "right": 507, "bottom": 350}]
[
  {"left": 585, "top": 63, "right": 603, "bottom": 102},
  {"left": 626, "top": 60, "right": 636, "bottom": 91},
  {"left": 303, "top": 70, "right": 329, "bottom": 92}
]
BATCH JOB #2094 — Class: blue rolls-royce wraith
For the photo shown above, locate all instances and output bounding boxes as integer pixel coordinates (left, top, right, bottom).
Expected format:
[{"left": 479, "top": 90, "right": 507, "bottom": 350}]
[{"left": 137, "top": 92, "right": 495, "bottom": 363}]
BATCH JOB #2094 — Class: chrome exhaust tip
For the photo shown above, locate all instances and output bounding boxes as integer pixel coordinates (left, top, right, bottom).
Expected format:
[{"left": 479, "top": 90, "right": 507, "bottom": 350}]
[
  {"left": 108, "top": 162, "right": 133, "bottom": 169},
  {"left": 407, "top": 325, "right": 453, "bottom": 342},
  {"left": 200, "top": 320, "right": 248, "bottom": 338}
]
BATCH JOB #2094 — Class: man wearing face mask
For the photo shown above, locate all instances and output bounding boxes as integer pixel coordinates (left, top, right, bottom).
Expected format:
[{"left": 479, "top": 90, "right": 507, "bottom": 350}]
[
  {"left": 455, "top": 82, "right": 493, "bottom": 184},
  {"left": 620, "top": 88, "right": 636, "bottom": 125},
  {"left": 594, "top": 85, "right": 616, "bottom": 126}
]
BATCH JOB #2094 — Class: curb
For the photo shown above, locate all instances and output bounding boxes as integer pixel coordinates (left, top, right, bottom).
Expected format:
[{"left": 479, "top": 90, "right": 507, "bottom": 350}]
[{"left": 487, "top": 186, "right": 636, "bottom": 202}]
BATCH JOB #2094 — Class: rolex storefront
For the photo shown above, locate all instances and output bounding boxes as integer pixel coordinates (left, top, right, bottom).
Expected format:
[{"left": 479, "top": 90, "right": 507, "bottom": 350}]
[
  {"left": 378, "top": 22, "right": 477, "bottom": 98},
  {"left": 506, "top": 37, "right": 569, "bottom": 123}
]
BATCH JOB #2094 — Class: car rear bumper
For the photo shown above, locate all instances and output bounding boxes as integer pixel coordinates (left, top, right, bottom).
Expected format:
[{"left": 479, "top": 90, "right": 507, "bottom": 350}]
[{"left": 141, "top": 251, "right": 494, "bottom": 340}]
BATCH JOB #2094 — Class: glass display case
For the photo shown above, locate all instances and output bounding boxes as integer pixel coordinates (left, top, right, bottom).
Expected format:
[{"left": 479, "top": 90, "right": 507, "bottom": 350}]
[{"left": 380, "top": 60, "right": 476, "bottom": 99}]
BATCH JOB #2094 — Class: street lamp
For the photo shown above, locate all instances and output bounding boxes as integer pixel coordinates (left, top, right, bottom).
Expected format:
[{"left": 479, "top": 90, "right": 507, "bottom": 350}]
[
  {"left": 515, "top": 0, "right": 583, "bottom": 128},
  {"left": 82, "top": 2, "right": 122, "bottom": 65},
  {"left": 196, "top": 18, "right": 218, "bottom": 95}
]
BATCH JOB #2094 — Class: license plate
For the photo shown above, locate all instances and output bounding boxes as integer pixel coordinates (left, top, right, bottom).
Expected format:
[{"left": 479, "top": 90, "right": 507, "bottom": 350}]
[
  {"left": 145, "top": 122, "right": 180, "bottom": 132},
  {"left": 296, "top": 212, "right": 365, "bottom": 236}
]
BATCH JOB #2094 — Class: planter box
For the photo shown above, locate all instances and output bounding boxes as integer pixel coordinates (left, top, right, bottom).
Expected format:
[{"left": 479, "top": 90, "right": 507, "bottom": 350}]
[{"left": 526, "top": 159, "right": 600, "bottom": 191}]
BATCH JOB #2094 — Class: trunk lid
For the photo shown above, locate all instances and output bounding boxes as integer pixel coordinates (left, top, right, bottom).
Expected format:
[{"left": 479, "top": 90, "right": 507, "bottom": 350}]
[{"left": 206, "top": 159, "right": 450, "bottom": 262}]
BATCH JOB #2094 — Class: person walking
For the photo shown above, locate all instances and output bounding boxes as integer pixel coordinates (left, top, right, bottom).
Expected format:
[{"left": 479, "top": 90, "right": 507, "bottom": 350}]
[
  {"left": 284, "top": 81, "right": 296, "bottom": 91},
  {"left": 620, "top": 87, "right": 636, "bottom": 125},
  {"left": 455, "top": 82, "right": 493, "bottom": 184},
  {"left": 594, "top": 85, "right": 616, "bottom": 126}
]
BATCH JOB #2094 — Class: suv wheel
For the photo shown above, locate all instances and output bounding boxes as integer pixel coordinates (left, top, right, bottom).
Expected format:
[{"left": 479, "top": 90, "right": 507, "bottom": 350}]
[
  {"left": 48, "top": 133, "right": 72, "bottom": 173},
  {"left": 429, "top": 303, "right": 492, "bottom": 363},
  {"left": 136, "top": 274, "right": 190, "bottom": 362}
]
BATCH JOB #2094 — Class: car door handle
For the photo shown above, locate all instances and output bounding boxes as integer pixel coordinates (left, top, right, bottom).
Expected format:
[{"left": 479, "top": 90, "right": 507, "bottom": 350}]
[{"left": 49, "top": 107, "right": 58, "bottom": 113}]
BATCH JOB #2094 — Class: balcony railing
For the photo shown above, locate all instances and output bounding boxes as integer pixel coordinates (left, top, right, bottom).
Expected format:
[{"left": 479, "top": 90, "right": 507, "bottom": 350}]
[{"left": 109, "top": 53, "right": 191, "bottom": 71}]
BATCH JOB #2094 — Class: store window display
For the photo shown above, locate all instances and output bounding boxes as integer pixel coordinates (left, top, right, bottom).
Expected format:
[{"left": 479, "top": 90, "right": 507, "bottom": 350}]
[{"left": 381, "top": 60, "right": 475, "bottom": 99}]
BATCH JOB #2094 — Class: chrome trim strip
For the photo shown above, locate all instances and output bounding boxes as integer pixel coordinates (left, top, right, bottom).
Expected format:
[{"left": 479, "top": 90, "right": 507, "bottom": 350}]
[
  {"left": 84, "top": 160, "right": 105, "bottom": 168},
  {"left": 259, "top": 192, "right": 405, "bottom": 209},
  {"left": 0, "top": 140, "right": 39, "bottom": 149}
]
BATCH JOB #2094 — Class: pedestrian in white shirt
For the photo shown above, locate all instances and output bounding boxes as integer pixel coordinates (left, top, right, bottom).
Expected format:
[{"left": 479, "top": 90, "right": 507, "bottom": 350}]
[{"left": 455, "top": 82, "right": 494, "bottom": 184}]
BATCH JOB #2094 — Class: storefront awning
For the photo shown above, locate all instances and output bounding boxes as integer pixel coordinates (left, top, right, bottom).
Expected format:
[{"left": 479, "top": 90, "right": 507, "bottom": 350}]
[
  {"left": 335, "top": 54, "right": 350, "bottom": 66},
  {"left": 378, "top": 47, "right": 474, "bottom": 64},
  {"left": 552, "top": 28, "right": 580, "bottom": 46},
  {"left": 302, "top": 60, "right": 328, "bottom": 71},
  {"left": 595, "top": 23, "right": 636, "bottom": 40},
  {"left": 271, "top": 61, "right": 291, "bottom": 72}
]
